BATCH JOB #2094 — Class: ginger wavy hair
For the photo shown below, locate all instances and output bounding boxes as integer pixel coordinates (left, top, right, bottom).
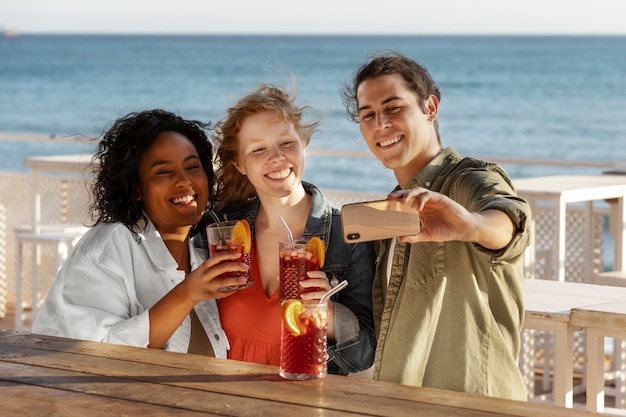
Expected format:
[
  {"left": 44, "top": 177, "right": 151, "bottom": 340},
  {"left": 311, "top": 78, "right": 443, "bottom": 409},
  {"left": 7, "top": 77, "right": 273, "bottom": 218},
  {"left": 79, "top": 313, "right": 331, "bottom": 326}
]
[{"left": 212, "top": 84, "right": 320, "bottom": 207}]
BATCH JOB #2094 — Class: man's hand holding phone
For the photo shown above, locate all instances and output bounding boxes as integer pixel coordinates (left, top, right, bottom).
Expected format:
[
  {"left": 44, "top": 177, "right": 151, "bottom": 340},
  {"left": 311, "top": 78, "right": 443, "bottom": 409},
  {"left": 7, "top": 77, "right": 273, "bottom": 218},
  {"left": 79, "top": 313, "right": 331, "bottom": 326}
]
[{"left": 340, "top": 199, "right": 421, "bottom": 243}]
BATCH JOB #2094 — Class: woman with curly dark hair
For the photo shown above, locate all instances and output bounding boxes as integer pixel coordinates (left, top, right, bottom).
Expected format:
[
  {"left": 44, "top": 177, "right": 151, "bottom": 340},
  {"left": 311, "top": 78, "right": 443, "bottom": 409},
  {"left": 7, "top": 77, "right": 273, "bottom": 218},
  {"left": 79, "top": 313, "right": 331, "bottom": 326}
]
[{"left": 33, "top": 109, "right": 247, "bottom": 357}]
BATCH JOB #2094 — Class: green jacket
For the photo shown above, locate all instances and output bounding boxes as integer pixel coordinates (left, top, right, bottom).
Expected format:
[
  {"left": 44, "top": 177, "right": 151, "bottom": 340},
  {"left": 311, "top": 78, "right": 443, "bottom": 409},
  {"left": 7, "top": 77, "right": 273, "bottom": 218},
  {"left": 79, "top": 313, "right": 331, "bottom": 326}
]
[{"left": 372, "top": 148, "right": 531, "bottom": 401}]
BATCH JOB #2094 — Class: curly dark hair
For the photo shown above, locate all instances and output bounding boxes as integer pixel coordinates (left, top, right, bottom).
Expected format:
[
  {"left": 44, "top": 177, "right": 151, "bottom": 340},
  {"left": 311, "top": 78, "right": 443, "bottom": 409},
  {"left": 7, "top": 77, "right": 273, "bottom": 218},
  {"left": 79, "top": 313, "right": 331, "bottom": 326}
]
[
  {"left": 89, "top": 109, "right": 213, "bottom": 235},
  {"left": 341, "top": 51, "right": 442, "bottom": 143},
  {"left": 212, "top": 84, "right": 320, "bottom": 207}
]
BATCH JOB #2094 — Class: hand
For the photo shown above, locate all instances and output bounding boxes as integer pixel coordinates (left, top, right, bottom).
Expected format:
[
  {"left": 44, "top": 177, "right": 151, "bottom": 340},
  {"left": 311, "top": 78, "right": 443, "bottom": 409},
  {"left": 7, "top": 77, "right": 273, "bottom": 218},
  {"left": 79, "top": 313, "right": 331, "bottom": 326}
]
[
  {"left": 184, "top": 251, "right": 249, "bottom": 302},
  {"left": 388, "top": 188, "right": 515, "bottom": 249},
  {"left": 147, "top": 250, "right": 248, "bottom": 349},
  {"left": 387, "top": 188, "right": 473, "bottom": 244},
  {"left": 299, "top": 270, "right": 332, "bottom": 301}
]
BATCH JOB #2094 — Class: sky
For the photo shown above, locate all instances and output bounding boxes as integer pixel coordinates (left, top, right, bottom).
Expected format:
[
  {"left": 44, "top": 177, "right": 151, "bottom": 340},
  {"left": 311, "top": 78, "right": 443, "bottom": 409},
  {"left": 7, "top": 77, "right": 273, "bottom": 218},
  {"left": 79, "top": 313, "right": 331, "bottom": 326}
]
[{"left": 1, "top": 0, "right": 626, "bottom": 35}]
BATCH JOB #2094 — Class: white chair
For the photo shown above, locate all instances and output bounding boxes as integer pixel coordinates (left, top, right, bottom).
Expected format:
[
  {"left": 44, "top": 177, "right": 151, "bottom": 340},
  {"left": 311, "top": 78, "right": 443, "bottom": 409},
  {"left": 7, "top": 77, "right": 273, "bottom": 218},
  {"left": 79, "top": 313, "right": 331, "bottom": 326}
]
[
  {"left": 13, "top": 170, "right": 91, "bottom": 331},
  {"left": 13, "top": 227, "right": 86, "bottom": 331},
  {"left": 590, "top": 270, "right": 626, "bottom": 409}
]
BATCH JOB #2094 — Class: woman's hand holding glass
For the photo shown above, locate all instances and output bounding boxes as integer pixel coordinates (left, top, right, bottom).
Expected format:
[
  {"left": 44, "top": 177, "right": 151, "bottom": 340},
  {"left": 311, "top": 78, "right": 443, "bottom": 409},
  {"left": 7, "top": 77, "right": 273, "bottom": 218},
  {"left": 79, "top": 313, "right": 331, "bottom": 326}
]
[
  {"left": 299, "top": 271, "right": 331, "bottom": 301},
  {"left": 185, "top": 251, "right": 249, "bottom": 302}
]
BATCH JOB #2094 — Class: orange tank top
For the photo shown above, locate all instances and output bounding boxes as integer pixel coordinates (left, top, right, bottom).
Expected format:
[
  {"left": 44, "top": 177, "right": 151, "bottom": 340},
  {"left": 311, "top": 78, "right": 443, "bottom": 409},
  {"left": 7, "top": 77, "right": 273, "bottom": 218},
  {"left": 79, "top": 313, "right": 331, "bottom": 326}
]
[{"left": 218, "top": 241, "right": 281, "bottom": 366}]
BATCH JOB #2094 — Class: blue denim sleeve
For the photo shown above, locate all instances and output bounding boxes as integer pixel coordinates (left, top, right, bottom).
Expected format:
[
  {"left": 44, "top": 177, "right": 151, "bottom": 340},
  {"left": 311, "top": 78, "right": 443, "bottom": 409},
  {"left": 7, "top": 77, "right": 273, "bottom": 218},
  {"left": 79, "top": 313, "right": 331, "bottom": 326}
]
[{"left": 326, "top": 239, "right": 377, "bottom": 374}]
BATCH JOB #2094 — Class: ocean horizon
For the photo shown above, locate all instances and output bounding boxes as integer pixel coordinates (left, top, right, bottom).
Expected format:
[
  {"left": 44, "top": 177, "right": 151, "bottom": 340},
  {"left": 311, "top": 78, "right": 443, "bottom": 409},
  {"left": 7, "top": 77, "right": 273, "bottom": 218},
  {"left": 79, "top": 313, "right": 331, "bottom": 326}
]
[{"left": 1, "top": 34, "right": 625, "bottom": 193}]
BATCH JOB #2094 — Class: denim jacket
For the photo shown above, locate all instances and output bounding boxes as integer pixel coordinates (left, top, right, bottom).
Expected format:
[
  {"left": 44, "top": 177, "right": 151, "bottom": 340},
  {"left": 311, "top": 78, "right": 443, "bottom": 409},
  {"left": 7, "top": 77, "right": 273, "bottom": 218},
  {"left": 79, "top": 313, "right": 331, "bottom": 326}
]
[{"left": 195, "top": 182, "right": 376, "bottom": 374}]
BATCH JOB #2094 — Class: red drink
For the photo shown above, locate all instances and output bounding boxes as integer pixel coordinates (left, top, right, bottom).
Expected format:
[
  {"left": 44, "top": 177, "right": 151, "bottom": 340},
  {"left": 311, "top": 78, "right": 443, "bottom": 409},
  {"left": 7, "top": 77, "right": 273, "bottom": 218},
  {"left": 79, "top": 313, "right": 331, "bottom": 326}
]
[
  {"left": 208, "top": 242, "right": 252, "bottom": 278},
  {"left": 279, "top": 239, "right": 322, "bottom": 304},
  {"left": 207, "top": 221, "right": 252, "bottom": 291},
  {"left": 280, "top": 300, "right": 328, "bottom": 380}
]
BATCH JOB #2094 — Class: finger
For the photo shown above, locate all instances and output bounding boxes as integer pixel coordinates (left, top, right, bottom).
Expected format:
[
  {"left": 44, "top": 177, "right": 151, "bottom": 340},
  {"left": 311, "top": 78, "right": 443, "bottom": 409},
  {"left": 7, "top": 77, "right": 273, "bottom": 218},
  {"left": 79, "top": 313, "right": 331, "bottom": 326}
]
[
  {"left": 213, "top": 276, "right": 249, "bottom": 291},
  {"left": 209, "top": 260, "right": 248, "bottom": 279},
  {"left": 388, "top": 188, "right": 410, "bottom": 198},
  {"left": 204, "top": 251, "right": 243, "bottom": 267},
  {"left": 388, "top": 190, "right": 421, "bottom": 211},
  {"left": 300, "top": 291, "right": 325, "bottom": 301},
  {"left": 301, "top": 278, "right": 331, "bottom": 291},
  {"left": 398, "top": 235, "right": 420, "bottom": 244}
]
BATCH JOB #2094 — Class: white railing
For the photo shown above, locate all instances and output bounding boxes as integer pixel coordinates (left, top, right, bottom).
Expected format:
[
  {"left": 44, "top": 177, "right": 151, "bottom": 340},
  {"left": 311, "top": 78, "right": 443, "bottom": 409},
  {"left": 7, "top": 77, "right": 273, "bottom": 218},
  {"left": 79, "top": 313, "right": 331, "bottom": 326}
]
[{"left": 0, "top": 131, "right": 624, "bottom": 313}]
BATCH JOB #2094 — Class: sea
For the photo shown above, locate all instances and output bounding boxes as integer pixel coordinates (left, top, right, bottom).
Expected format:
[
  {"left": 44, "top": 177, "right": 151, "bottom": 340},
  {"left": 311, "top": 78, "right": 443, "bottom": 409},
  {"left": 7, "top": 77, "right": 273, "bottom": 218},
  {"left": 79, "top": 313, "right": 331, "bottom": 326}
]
[{"left": 1, "top": 34, "right": 626, "bottom": 194}]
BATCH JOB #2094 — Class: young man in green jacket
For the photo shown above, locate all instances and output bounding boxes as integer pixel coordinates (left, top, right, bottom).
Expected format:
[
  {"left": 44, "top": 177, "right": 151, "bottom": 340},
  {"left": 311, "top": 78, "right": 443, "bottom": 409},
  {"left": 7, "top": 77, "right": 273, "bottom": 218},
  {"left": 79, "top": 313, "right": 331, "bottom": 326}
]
[{"left": 342, "top": 52, "right": 531, "bottom": 401}]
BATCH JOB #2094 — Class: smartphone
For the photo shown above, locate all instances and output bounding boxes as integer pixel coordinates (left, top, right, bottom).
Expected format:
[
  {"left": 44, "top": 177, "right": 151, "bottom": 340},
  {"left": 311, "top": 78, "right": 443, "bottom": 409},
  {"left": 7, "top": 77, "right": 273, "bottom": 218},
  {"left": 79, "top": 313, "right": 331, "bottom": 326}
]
[{"left": 340, "top": 199, "right": 421, "bottom": 243}]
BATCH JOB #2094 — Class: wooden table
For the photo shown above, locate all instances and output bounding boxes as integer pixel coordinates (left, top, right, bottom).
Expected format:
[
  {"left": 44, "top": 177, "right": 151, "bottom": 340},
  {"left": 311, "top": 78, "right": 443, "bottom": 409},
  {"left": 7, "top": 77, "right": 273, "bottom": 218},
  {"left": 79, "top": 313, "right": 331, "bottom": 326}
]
[
  {"left": 570, "top": 301, "right": 626, "bottom": 413},
  {"left": 0, "top": 330, "right": 604, "bottom": 417},
  {"left": 514, "top": 175, "right": 626, "bottom": 282},
  {"left": 522, "top": 279, "right": 626, "bottom": 409}
]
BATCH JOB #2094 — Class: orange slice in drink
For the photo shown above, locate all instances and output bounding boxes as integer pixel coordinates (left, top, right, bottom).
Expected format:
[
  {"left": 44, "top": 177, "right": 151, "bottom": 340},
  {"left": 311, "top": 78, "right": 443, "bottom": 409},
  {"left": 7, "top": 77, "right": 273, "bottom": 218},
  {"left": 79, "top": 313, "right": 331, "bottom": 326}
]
[
  {"left": 282, "top": 299, "right": 307, "bottom": 337},
  {"left": 305, "top": 236, "right": 325, "bottom": 268},
  {"left": 232, "top": 219, "right": 252, "bottom": 253}
]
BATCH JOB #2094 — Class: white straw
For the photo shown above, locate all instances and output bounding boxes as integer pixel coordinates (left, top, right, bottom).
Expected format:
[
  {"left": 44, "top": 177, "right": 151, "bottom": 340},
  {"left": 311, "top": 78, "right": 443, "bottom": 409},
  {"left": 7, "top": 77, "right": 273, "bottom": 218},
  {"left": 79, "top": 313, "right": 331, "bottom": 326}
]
[{"left": 279, "top": 216, "right": 295, "bottom": 249}]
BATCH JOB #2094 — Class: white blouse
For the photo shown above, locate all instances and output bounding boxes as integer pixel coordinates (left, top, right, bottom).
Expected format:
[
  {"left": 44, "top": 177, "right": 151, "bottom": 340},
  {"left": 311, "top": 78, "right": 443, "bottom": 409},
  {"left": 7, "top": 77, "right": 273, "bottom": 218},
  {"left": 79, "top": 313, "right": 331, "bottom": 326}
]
[{"left": 32, "top": 219, "right": 229, "bottom": 358}]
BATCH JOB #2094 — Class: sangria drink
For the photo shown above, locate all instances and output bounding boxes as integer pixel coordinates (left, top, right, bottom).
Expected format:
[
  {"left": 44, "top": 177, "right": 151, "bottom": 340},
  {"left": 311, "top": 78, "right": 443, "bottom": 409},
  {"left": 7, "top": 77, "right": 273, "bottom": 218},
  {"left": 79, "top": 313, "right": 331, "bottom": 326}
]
[
  {"left": 280, "top": 299, "right": 328, "bottom": 380},
  {"left": 206, "top": 220, "right": 252, "bottom": 291},
  {"left": 279, "top": 238, "right": 324, "bottom": 304}
]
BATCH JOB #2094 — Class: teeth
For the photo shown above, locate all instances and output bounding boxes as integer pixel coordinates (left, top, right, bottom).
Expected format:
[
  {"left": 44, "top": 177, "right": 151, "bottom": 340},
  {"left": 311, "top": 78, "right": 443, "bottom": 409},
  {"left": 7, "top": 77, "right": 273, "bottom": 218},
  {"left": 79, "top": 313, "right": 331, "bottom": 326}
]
[
  {"left": 267, "top": 168, "right": 290, "bottom": 180},
  {"left": 172, "top": 195, "right": 195, "bottom": 204},
  {"left": 379, "top": 136, "right": 402, "bottom": 148}
]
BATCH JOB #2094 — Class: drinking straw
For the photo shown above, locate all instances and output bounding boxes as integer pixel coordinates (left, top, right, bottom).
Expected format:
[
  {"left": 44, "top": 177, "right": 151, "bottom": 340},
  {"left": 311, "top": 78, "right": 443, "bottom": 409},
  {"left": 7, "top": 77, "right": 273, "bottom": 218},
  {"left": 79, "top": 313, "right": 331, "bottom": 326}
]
[
  {"left": 279, "top": 216, "right": 295, "bottom": 250},
  {"left": 319, "top": 280, "right": 348, "bottom": 305}
]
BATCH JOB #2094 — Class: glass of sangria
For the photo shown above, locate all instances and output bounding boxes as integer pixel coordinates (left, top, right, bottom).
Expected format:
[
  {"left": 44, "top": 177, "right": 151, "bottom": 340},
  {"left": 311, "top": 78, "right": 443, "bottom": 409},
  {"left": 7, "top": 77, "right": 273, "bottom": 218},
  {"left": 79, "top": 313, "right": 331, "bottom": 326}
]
[
  {"left": 278, "top": 237, "right": 325, "bottom": 304},
  {"left": 206, "top": 219, "right": 252, "bottom": 291},
  {"left": 280, "top": 299, "right": 328, "bottom": 380}
]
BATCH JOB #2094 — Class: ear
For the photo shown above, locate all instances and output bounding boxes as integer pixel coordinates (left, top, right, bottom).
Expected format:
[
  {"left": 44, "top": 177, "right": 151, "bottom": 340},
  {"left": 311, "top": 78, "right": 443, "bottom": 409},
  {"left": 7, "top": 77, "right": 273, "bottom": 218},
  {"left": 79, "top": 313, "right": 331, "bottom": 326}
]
[
  {"left": 426, "top": 95, "right": 439, "bottom": 121},
  {"left": 233, "top": 160, "right": 247, "bottom": 176}
]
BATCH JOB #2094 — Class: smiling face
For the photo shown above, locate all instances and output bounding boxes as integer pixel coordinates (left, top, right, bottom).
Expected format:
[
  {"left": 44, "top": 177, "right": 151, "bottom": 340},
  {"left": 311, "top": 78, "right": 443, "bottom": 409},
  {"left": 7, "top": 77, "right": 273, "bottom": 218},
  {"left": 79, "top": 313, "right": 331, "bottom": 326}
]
[
  {"left": 356, "top": 73, "right": 441, "bottom": 187},
  {"left": 136, "top": 131, "right": 208, "bottom": 235},
  {"left": 233, "top": 111, "right": 305, "bottom": 201}
]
